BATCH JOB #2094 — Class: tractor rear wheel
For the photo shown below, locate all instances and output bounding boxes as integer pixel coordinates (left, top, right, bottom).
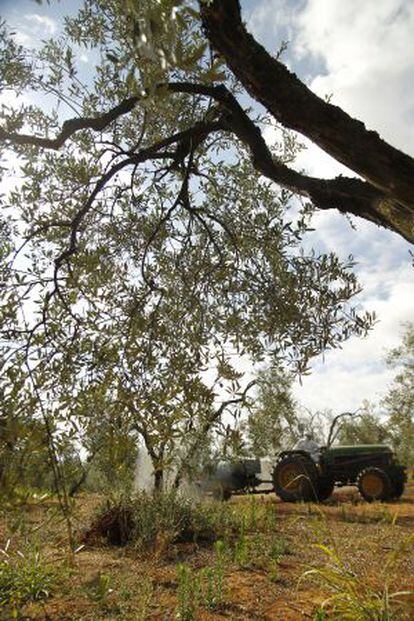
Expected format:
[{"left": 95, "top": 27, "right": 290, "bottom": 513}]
[
  {"left": 273, "top": 454, "right": 319, "bottom": 502},
  {"left": 357, "top": 467, "right": 392, "bottom": 502}
]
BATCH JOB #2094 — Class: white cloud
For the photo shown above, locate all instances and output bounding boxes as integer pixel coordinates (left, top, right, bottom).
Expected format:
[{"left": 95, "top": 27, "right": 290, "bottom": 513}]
[
  {"left": 8, "top": 13, "right": 58, "bottom": 48},
  {"left": 24, "top": 14, "right": 57, "bottom": 35},
  {"left": 12, "top": 30, "right": 33, "bottom": 47},
  {"left": 247, "top": 0, "right": 293, "bottom": 39},
  {"left": 294, "top": 138, "right": 354, "bottom": 179},
  {"left": 294, "top": 0, "right": 414, "bottom": 154}
]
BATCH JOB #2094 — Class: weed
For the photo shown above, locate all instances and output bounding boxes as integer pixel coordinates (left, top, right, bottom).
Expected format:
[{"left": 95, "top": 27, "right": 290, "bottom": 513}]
[
  {"left": 378, "top": 506, "right": 398, "bottom": 525},
  {"left": 86, "top": 572, "right": 113, "bottom": 603},
  {"left": 247, "top": 496, "right": 258, "bottom": 530},
  {"left": 264, "top": 503, "right": 278, "bottom": 531},
  {"left": 200, "top": 567, "right": 215, "bottom": 610},
  {"left": 340, "top": 504, "right": 349, "bottom": 522},
  {"left": 0, "top": 540, "right": 56, "bottom": 618},
  {"left": 136, "top": 575, "right": 154, "bottom": 621},
  {"left": 339, "top": 504, "right": 399, "bottom": 526},
  {"left": 118, "top": 585, "right": 132, "bottom": 600},
  {"left": 176, "top": 564, "right": 199, "bottom": 621},
  {"left": 186, "top": 540, "right": 228, "bottom": 611},
  {"left": 269, "top": 534, "right": 290, "bottom": 559},
  {"left": 268, "top": 560, "right": 281, "bottom": 583},
  {"left": 233, "top": 518, "right": 251, "bottom": 568},
  {"left": 211, "top": 540, "right": 226, "bottom": 605},
  {"left": 301, "top": 537, "right": 414, "bottom": 621}
]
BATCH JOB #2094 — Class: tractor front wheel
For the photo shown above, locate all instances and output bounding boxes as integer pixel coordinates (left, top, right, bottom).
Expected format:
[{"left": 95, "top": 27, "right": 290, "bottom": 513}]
[{"left": 357, "top": 467, "right": 392, "bottom": 502}]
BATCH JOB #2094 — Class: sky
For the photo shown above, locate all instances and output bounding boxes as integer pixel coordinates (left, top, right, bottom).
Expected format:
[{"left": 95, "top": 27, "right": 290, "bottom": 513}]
[
  {"left": 245, "top": 0, "right": 414, "bottom": 412},
  {"left": 1, "top": 0, "right": 413, "bottom": 415}
]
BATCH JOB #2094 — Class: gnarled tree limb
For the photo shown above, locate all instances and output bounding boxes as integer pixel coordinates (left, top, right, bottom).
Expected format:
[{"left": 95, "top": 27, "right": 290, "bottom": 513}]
[
  {"left": 170, "top": 82, "right": 404, "bottom": 237},
  {"left": 200, "top": 0, "right": 414, "bottom": 242},
  {"left": 53, "top": 115, "right": 226, "bottom": 271}
]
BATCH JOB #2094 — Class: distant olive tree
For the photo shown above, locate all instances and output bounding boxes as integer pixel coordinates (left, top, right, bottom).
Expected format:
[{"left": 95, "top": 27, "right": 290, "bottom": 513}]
[
  {"left": 337, "top": 402, "right": 390, "bottom": 446},
  {"left": 382, "top": 324, "right": 414, "bottom": 468},
  {"left": 247, "top": 367, "right": 298, "bottom": 457}
]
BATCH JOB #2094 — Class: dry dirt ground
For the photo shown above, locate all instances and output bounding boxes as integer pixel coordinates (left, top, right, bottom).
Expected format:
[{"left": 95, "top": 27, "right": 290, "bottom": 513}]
[{"left": 1, "top": 482, "right": 414, "bottom": 621}]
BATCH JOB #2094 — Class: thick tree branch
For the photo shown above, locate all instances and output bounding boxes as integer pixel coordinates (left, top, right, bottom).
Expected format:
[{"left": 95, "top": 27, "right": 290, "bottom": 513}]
[
  {"left": 0, "top": 83, "right": 217, "bottom": 152},
  {"left": 200, "top": 0, "right": 414, "bottom": 242},
  {"left": 170, "top": 82, "right": 408, "bottom": 238},
  {"left": 2, "top": 73, "right": 413, "bottom": 241}
]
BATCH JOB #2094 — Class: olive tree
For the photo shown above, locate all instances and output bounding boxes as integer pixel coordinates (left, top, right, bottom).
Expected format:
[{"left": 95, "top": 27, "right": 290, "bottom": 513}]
[{"left": 0, "top": 3, "right": 378, "bottom": 493}]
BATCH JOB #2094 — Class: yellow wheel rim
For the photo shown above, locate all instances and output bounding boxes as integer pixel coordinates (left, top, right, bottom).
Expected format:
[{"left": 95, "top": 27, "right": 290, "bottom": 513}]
[
  {"left": 361, "top": 473, "right": 384, "bottom": 497},
  {"left": 278, "top": 463, "right": 302, "bottom": 491}
]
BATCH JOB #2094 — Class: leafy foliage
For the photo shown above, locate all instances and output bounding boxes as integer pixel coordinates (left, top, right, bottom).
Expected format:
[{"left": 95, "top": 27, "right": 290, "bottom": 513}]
[
  {"left": 338, "top": 402, "right": 390, "bottom": 447},
  {"left": 0, "top": 0, "right": 376, "bottom": 494},
  {"left": 247, "top": 366, "right": 298, "bottom": 457},
  {"left": 0, "top": 541, "right": 56, "bottom": 617}
]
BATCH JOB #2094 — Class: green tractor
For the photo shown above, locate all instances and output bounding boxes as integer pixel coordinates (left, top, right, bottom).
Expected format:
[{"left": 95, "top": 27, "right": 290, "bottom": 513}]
[{"left": 273, "top": 444, "right": 407, "bottom": 503}]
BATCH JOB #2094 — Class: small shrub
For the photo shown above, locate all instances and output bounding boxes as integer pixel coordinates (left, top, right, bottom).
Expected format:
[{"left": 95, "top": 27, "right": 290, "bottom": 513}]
[
  {"left": 83, "top": 491, "right": 238, "bottom": 552},
  {"left": 0, "top": 541, "right": 56, "bottom": 618},
  {"left": 83, "top": 503, "right": 135, "bottom": 545}
]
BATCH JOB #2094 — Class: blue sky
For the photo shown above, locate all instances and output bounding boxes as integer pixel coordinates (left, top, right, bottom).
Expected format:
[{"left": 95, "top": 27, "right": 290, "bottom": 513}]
[{"left": 1, "top": 0, "right": 413, "bottom": 413}]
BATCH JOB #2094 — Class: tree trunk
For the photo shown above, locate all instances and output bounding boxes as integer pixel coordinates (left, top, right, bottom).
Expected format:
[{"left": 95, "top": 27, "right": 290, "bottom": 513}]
[{"left": 153, "top": 467, "right": 164, "bottom": 492}]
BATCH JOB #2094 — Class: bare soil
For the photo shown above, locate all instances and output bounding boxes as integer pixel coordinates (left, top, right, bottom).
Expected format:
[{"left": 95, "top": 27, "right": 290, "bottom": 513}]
[{"left": 1, "top": 482, "right": 414, "bottom": 621}]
